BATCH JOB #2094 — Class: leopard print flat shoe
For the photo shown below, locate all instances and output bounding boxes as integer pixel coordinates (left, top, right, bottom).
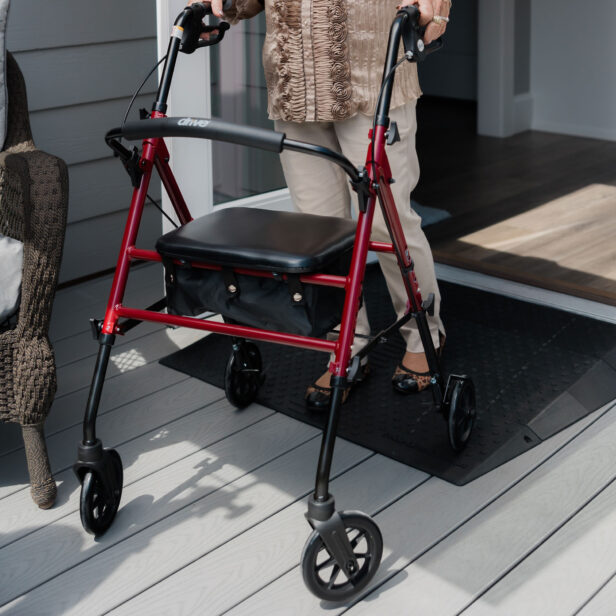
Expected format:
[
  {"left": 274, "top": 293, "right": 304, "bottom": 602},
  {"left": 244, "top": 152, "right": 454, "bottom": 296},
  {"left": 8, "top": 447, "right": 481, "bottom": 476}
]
[
  {"left": 391, "top": 365, "right": 432, "bottom": 394},
  {"left": 305, "top": 362, "right": 370, "bottom": 412},
  {"left": 392, "top": 334, "right": 445, "bottom": 395}
]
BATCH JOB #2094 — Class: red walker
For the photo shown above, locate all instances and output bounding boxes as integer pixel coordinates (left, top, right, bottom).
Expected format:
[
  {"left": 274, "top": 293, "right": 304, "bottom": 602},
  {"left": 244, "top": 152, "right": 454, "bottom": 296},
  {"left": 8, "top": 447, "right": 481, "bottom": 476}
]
[{"left": 73, "top": 3, "right": 475, "bottom": 601}]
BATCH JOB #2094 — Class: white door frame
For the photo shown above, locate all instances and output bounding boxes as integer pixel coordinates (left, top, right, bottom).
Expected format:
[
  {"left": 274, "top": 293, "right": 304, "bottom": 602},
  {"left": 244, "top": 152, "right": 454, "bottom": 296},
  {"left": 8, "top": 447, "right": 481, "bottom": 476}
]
[
  {"left": 156, "top": 0, "right": 214, "bottom": 231},
  {"left": 477, "top": 0, "right": 532, "bottom": 137},
  {"left": 477, "top": 0, "right": 516, "bottom": 137},
  {"left": 155, "top": 1, "right": 293, "bottom": 227}
]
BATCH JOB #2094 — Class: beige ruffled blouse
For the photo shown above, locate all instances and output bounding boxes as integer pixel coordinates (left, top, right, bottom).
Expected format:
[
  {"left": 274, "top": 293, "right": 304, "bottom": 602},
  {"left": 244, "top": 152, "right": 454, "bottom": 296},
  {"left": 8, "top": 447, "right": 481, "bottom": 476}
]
[{"left": 225, "top": 0, "right": 422, "bottom": 123}]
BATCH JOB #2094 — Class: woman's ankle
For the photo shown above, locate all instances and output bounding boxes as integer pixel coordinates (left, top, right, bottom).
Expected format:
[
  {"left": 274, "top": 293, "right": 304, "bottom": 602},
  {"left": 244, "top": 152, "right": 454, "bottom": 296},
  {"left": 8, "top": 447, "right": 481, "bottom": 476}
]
[{"left": 401, "top": 351, "right": 429, "bottom": 373}]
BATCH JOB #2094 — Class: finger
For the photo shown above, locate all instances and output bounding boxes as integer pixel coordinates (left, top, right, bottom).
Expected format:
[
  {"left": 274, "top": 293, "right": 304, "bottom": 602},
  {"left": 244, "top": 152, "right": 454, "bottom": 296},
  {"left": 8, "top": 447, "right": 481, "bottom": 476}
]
[
  {"left": 417, "top": 0, "right": 434, "bottom": 26},
  {"left": 211, "top": 0, "right": 224, "bottom": 18},
  {"left": 199, "top": 28, "right": 219, "bottom": 40},
  {"left": 423, "top": 22, "right": 445, "bottom": 44}
]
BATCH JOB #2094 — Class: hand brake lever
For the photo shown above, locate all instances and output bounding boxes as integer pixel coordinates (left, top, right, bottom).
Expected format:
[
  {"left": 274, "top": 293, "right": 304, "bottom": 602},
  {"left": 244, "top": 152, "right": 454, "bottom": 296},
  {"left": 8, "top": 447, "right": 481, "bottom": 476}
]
[{"left": 397, "top": 5, "right": 444, "bottom": 62}]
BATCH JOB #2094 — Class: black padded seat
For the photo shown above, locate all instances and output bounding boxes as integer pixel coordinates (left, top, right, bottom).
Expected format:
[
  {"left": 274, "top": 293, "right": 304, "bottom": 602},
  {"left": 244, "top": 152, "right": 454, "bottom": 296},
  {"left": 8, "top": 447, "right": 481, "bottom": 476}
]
[{"left": 156, "top": 207, "right": 357, "bottom": 273}]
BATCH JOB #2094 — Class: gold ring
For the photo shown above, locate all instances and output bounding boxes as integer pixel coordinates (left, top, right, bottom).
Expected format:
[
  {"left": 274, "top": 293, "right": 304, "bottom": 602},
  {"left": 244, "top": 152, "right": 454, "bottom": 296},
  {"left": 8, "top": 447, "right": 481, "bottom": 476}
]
[{"left": 432, "top": 15, "right": 450, "bottom": 25}]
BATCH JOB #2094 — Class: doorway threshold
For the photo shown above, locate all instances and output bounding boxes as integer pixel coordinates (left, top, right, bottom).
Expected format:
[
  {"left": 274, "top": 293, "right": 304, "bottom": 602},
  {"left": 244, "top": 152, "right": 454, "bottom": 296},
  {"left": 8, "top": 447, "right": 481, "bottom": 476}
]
[{"left": 436, "top": 263, "right": 616, "bottom": 324}]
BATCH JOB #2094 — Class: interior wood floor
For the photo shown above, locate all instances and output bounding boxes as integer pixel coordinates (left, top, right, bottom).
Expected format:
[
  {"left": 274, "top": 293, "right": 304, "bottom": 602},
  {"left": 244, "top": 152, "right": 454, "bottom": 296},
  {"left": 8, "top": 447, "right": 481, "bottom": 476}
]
[
  {"left": 415, "top": 97, "right": 616, "bottom": 306},
  {"left": 1, "top": 266, "right": 616, "bottom": 615}
]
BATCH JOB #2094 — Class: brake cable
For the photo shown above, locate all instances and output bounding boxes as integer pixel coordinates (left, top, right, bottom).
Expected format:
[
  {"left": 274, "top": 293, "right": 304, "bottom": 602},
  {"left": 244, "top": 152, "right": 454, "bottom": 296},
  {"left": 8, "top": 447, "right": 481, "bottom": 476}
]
[
  {"left": 121, "top": 54, "right": 168, "bottom": 136},
  {"left": 370, "top": 55, "right": 408, "bottom": 185}
]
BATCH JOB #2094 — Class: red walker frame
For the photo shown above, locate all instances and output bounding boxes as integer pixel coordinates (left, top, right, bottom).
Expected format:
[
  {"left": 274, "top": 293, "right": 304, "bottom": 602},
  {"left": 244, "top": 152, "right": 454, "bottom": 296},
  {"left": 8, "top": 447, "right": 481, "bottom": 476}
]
[
  {"left": 102, "top": 120, "right": 421, "bottom": 375},
  {"left": 74, "top": 4, "right": 474, "bottom": 602}
]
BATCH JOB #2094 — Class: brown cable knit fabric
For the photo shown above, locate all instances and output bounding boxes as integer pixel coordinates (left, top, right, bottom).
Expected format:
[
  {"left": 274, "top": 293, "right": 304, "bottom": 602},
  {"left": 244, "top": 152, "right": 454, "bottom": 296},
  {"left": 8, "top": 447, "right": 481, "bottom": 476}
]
[
  {"left": 0, "top": 52, "right": 68, "bottom": 508},
  {"left": 225, "top": 0, "right": 421, "bottom": 122}
]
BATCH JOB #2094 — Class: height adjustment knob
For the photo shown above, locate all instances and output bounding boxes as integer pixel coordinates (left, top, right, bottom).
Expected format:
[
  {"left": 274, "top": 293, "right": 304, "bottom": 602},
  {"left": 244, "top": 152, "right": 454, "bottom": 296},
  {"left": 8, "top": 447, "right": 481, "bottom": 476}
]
[{"left": 386, "top": 121, "right": 401, "bottom": 146}]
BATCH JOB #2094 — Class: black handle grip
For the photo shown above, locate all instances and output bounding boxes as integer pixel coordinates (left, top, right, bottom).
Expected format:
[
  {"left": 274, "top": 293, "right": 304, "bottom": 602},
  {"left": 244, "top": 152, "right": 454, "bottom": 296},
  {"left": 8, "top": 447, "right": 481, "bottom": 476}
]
[
  {"left": 397, "top": 5, "right": 444, "bottom": 62},
  {"left": 177, "top": 1, "right": 233, "bottom": 53},
  {"left": 184, "top": 2, "right": 211, "bottom": 20},
  {"left": 398, "top": 4, "right": 421, "bottom": 27},
  {"left": 117, "top": 117, "right": 286, "bottom": 153},
  {"left": 184, "top": 0, "right": 233, "bottom": 20},
  {"left": 195, "top": 21, "right": 230, "bottom": 50}
]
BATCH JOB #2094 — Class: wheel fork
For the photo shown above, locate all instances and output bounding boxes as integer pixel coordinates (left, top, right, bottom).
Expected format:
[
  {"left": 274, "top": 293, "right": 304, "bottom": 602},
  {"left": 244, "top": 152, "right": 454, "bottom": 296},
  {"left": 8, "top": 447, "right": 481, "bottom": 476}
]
[
  {"left": 305, "top": 378, "right": 359, "bottom": 574},
  {"left": 306, "top": 497, "right": 359, "bottom": 576}
]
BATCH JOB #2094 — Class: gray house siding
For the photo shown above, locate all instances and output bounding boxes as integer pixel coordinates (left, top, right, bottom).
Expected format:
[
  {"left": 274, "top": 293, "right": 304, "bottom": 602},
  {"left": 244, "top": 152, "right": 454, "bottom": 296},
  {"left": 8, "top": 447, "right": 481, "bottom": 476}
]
[{"left": 7, "top": 0, "right": 161, "bottom": 282}]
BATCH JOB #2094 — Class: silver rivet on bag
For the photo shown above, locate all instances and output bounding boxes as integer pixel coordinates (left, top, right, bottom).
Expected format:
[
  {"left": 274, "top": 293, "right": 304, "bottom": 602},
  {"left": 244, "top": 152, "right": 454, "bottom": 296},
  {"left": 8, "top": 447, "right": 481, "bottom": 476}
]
[{"left": 293, "top": 293, "right": 303, "bottom": 303}]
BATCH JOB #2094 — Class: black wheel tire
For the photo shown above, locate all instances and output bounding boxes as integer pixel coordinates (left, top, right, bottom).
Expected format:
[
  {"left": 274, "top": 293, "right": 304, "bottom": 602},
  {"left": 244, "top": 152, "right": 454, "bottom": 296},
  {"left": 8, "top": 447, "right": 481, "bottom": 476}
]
[
  {"left": 80, "top": 449, "right": 123, "bottom": 536},
  {"left": 224, "top": 342, "right": 262, "bottom": 408},
  {"left": 448, "top": 377, "right": 476, "bottom": 452},
  {"left": 301, "top": 512, "right": 383, "bottom": 602}
]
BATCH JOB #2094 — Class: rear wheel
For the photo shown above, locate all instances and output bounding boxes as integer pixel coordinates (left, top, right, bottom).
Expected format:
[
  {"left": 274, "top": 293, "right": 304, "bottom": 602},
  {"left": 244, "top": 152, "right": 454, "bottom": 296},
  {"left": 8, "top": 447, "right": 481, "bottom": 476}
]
[
  {"left": 447, "top": 377, "right": 476, "bottom": 452},
  {"left": 224, "top": 341, "right": 263, "bottom": 408}
]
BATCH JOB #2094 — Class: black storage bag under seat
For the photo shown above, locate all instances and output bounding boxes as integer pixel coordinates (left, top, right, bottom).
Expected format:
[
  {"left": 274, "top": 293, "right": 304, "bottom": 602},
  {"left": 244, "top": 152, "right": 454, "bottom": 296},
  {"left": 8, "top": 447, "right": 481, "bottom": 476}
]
[
  {"left": 156, "top": 207, "right": 357, "bottom": 337},
  {"left": 163, "top": 254, "right": 352, "bottom": 337}
]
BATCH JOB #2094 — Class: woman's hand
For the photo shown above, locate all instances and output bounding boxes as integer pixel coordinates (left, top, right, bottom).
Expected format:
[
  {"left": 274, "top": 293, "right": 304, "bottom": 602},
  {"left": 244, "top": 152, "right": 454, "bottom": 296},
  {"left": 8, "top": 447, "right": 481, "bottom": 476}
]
[
  {"left": 186, "top": 0, "right": 225, "bottom": 40},
  {"left": 397, "top": 0, "right": 451, "bottom": 44},
  {"left": 187, "top": 0, "right": 225, "bottom": 19}
]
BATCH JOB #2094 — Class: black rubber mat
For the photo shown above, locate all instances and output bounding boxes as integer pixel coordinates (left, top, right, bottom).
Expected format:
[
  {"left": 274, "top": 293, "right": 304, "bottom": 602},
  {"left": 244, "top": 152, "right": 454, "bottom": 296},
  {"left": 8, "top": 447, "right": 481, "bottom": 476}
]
[{"left": 160, "top": 266, "right": 616, "bottom": 485}]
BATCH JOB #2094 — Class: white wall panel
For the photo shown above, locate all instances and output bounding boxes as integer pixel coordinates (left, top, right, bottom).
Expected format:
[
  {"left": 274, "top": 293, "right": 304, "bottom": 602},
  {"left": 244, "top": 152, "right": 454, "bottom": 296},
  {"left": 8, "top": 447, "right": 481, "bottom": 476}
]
[{"left": 530, "top": 0, "right": 616, "bottom": 141}]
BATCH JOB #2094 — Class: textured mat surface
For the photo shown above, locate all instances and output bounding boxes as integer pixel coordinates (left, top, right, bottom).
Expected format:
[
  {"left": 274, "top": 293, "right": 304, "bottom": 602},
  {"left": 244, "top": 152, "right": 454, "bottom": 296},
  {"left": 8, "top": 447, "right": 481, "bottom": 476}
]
[{"left": 160, "top": 267, "right": 616, "bottom": 485}]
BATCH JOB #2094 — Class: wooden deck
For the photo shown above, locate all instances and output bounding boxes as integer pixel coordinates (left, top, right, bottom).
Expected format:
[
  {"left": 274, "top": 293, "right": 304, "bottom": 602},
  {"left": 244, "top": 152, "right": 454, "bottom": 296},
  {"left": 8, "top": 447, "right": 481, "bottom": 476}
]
[{"left": 1, "top": 264, "right": 616, "bottom": 615}]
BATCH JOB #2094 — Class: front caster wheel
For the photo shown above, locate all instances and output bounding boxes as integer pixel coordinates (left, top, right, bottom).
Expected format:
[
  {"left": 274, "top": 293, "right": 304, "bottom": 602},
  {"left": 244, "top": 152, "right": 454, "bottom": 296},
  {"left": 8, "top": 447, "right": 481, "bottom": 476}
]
[
  {"left": 224, "top": 341, "right": 263, "bottom": 408},
  {"left": 301, "top": 512, "right": 383, "bottom": 602},
  {"left": 447, "top": 376, "right": 476, "bottom": 452},
  {"left": 80, "top": 449, "right": 123, "bottom": 536}
]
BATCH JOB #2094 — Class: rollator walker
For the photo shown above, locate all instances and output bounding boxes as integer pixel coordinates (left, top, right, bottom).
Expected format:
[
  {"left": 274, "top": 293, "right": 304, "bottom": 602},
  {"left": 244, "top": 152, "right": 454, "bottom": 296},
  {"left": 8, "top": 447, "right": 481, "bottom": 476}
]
[{"left": 73, "top": 3, "right": 476, "bottom": 601}]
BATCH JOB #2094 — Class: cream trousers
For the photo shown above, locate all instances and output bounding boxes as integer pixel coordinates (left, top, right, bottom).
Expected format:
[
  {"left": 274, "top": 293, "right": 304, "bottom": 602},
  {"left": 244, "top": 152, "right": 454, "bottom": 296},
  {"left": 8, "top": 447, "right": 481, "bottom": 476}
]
[{"left": 275, "top": 101, "right": 443, "bottom": 354}]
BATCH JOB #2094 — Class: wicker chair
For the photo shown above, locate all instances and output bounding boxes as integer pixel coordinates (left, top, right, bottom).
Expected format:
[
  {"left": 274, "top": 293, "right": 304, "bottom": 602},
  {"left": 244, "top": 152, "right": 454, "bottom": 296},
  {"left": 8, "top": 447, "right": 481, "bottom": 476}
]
[{"left": 0, "top": 52, "right": 68, "bottom": 509}]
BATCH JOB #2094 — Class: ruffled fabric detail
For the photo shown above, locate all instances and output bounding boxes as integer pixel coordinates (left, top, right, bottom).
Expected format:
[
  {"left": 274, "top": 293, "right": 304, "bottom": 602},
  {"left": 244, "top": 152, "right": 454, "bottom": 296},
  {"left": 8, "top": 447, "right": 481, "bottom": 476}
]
[
  {"left": 254, "top": 0, "right": 421, "bottom": 122},
  {"left": 311, "top": 0, "right": 352, "bottom": 120},
  {"left": 269, "top": 0, "right": 306, "bottom": 120}
]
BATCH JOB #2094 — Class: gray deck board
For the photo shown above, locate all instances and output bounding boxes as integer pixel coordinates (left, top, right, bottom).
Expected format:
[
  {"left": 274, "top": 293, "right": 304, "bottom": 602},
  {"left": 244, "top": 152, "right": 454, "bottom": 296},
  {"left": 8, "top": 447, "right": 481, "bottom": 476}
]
[
  {"left": 576, "top": 573, "right": 616, "bottom": 616},
  {"left": 0, "top": 373, "right": 223, "bottom": 500},
  {"left": 1, "top": 278, "right": 615, "bottom": 616},
  {"left": 342, "top": 401, "right": 616, "bottom": 616},
  {"left": 53, "top": 325, "right": 206, "bottom": 400},
  {"left": 0, "top": 415, "right": 319, "bottom": 605},
  {"left": 1, "top": 439, "right": 369, "bottom": 614},
  {"left": 461, "top": 476, "right": 616, "bottom": 616},
  {"left": 1, "top": 391, "right": 274, "bottom": 546},
  {"left": 224, "top": 404, "right": 613, "bottom": 616},
  {"left": 109, "top": 456, "right": 429, "bottom": 616},
  {"left": 0, "top": 341, "right": 189, "bottom": 458},
  {"left": 50, "top": 263, "right": 162, "bottom": 342}
]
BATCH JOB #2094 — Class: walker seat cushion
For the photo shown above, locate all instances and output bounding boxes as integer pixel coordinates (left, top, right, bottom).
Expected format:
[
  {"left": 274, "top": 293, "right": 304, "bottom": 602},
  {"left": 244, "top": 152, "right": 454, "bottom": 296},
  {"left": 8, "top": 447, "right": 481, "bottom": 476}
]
[
  {"left": 156, "top": 207, "right": 357, "bottom": 337},
  {"left": 156, "top": 207, "right": 357, "bottom": 273}
]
